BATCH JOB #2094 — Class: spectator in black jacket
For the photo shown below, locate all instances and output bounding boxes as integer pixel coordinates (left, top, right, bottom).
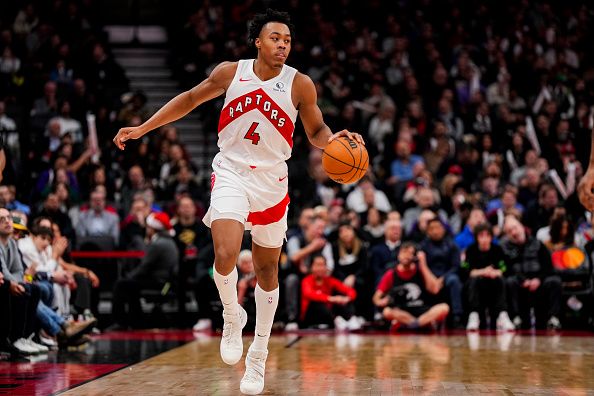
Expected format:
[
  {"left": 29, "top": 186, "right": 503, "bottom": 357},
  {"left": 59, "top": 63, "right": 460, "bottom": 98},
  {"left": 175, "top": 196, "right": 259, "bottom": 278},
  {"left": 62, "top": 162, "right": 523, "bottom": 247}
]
[
  {"left": 419, "top": 218, "right": 463, "bottom": 327},
  {"left": 110, "top": 212, "right": 179, "bottom": 330},
  {"left": 462, "top": 223, "right": 515, "bottom": 331},
  {"left": 331, "top": 222, "right": 371, "bottom": 322},
  {"left": 369, "top": 218, "right": 402, "bottom": 286},
  {"left": 501, "top": 215, "right": 562, "bottom": 330}
]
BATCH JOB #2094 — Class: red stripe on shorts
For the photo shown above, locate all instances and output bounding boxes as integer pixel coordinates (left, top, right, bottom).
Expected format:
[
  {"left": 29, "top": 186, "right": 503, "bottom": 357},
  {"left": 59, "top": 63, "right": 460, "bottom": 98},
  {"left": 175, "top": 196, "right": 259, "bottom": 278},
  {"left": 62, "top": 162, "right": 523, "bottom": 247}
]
[{"left": 247, "top": 193, "right": 290, "bottom": 226}]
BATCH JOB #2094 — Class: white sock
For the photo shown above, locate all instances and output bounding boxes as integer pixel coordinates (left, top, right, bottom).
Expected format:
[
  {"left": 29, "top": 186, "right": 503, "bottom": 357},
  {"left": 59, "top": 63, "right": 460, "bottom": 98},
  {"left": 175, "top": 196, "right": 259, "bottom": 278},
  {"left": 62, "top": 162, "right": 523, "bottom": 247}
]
[
  {"left": 252, "top": 284, "right": 279, "bottom": 351},
  {"left": 213, "top": 266, "right": 239, "bottom": 315}
]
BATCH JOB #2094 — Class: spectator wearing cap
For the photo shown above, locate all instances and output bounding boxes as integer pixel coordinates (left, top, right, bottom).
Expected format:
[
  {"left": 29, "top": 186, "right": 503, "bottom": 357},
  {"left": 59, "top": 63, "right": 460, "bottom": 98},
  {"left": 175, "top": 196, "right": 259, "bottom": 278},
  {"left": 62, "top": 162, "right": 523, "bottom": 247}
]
[
  {"left": 419, "top": 218, "right": 464, "bottom": 328},
  {"left": 110, "top": 212, "right": 179, "bottom": 330}
]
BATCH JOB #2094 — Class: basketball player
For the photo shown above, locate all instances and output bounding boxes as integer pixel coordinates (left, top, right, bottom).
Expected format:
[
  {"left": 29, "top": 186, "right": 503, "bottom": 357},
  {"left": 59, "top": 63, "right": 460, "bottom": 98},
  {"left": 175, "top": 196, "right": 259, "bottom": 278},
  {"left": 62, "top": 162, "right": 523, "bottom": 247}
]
[
  {"left": 113, "top": 9, "right": 363, "bottom": 395},
  {"left": 578, "top": 125, "right": 594, "bottom": 211}
]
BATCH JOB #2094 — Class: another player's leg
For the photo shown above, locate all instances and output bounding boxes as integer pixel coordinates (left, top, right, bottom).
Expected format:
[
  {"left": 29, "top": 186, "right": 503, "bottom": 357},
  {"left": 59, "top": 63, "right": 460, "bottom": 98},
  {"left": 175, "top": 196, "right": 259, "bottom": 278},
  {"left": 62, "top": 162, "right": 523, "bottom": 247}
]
[
  {"left": 240, "top": 242, "right": 281, "bottom": 395},
  {"left": 211, "top": 218, "right": 247, "bottom": 365}
]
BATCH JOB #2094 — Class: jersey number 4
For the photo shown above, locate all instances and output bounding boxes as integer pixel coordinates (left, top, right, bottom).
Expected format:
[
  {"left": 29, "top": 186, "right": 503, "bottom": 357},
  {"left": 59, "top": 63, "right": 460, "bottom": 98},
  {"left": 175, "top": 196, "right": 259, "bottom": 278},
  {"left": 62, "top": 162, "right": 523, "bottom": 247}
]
[{"left": 244, "top": 122, "right": 261, "bottom": 145}]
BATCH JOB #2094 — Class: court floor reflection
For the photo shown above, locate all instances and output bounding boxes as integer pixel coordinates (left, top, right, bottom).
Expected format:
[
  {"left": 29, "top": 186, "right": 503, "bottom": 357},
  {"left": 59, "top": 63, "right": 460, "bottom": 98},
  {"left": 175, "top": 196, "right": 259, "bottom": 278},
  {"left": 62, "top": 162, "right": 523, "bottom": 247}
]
[{"left": 62, "top": 332, "right": 594, "bottom": 395}]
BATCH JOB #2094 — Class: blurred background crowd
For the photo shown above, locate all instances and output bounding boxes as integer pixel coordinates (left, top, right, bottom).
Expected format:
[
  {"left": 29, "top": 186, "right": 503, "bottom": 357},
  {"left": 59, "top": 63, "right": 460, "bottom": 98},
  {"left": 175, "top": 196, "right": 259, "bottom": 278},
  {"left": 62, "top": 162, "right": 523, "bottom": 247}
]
[{"left": 1, "top": 0, "right": 594, "bottom": 355}]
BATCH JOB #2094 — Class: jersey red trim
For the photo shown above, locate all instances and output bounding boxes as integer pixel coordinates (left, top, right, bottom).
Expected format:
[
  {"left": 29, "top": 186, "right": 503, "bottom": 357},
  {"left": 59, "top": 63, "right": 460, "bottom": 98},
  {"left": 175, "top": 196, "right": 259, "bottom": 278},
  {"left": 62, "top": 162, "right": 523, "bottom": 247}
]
[
  {"left": 218, "top": 88, "right": 295, "bottom": 148},
  {"left": 247, "top": 193, "right": 290, "bottom": 226}
]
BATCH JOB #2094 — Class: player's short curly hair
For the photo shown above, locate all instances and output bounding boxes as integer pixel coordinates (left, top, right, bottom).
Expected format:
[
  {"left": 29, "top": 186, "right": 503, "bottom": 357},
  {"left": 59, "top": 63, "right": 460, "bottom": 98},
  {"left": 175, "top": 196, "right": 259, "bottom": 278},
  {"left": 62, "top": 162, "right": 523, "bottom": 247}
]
[{"left": 247, "top": 9, "right": 295, "bottom": 46}]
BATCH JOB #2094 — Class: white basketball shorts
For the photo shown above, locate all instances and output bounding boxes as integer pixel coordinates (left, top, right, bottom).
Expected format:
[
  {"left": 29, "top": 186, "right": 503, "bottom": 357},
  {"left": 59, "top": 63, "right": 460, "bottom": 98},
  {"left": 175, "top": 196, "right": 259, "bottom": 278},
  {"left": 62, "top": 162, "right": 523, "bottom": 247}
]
[{"left": 203, "top": 152, "right": 290, "bottom": 248}]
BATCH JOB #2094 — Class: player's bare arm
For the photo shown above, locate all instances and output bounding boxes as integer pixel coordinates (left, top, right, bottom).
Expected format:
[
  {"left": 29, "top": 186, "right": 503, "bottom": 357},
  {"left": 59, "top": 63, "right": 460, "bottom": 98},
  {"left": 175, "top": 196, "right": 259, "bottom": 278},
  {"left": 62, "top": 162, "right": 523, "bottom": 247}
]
[
  {"left": 293, "top": 72, "right": 364, "bottom": 149},
  {"left": 113, "top": 61, "right": 238, "bottom": 150},
  {"left": 578, "top": 126, "right": 594, "bottom": 211}
]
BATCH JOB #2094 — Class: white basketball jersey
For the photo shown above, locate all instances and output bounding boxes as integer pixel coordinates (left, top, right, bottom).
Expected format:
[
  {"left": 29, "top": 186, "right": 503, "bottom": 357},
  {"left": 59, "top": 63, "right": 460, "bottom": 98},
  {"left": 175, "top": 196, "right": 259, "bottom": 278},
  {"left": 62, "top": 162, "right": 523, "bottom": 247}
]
[{"left": 217, "top": 59, "right": 299, "bottom": 169}]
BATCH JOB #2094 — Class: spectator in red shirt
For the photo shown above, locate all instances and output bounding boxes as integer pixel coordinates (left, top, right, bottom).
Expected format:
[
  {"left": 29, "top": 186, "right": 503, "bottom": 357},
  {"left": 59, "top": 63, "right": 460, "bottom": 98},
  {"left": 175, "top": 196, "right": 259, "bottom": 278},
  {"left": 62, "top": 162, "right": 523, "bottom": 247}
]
[
  {"left": 300, "top": 255, "right": 357, "bottom": 330},
  {"left": 373, "top": 242, "right": 449, "bottom": 331}
]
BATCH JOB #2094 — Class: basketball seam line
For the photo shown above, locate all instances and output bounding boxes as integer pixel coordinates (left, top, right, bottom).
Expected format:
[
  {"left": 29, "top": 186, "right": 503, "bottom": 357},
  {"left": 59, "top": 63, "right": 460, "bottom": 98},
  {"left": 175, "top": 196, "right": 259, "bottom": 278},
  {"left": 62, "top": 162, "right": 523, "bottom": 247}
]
[
  {"left": 336, "top": 137, "right": 357, "bottom": 163},
  {"left": 322, "top": 151, "right": 367, "bottom": 172}
]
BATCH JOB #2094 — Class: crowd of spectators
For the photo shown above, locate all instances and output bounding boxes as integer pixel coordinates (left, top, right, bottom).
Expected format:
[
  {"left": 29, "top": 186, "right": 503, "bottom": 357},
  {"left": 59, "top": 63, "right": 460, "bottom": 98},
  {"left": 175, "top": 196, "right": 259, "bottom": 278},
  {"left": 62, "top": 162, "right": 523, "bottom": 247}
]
[{"left": 1, "top": 0, "right": 594, "bottom": 357}]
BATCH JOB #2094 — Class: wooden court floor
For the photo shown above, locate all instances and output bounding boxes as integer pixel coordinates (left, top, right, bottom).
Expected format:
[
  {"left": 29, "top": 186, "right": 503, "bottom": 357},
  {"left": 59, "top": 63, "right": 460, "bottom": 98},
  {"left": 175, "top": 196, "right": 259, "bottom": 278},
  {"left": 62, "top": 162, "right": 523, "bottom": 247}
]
[{"left": 62, "top": 332, "right": 594, "bottom": 395}]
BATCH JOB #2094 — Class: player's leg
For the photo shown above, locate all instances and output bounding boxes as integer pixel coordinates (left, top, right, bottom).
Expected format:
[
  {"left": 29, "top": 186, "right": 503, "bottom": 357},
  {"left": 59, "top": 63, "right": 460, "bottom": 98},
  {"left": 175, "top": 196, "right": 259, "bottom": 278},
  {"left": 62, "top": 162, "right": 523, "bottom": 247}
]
[
  {"left": 239, "top": 214, "right": 285, "bottom": 395},
  {"left": 250, "top": 242, "right": 281, "bottom": 346},
  {"left": 211, "top": 218, "right": 247, "bottom": 365},
  {"left": 212, "top": 218, "right": 245, "bottom": 314}
]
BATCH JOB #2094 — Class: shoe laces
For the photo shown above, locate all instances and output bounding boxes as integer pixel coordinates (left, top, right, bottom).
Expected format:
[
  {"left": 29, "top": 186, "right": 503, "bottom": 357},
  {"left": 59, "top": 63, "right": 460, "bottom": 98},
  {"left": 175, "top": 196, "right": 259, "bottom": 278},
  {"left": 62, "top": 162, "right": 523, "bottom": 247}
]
[
  {"left": 222, "top": 312, "right": 239, "bottom": 342},
  {"left": 244, "top": 354, "right": 265, "bottom": 382}
]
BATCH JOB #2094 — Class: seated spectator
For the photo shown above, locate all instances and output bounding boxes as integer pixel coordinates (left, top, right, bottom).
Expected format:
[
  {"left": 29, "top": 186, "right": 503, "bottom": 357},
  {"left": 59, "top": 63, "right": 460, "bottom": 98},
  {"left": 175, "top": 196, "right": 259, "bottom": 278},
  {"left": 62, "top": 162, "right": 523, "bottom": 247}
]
[
  {"left": 402, "top": 187, "right": 448, "bottom": 236},
  {"left": 120, "top": 165, "right": 151, "bottom": 214},
  {"left": 171, "top": 196, "right": 209, "bottom": 322},
  {"left": 331, "top": 222, "right": 370, "bottom": 323},
  {"left": 419, "top": 218, "right": 464, "bottom": 327},
  {"left": 454, "top": 207, "right": 487, "bottom": 250},
  {"left": 300, "top": 255, "right": 357, "bottom": 330},
  {"left": 18, "top": 222, "right": 72, "bottom": 317},
  {"left": 537, "top": 207, "right": 584, "bottom": 250},
  {"left": 164, "top": 163, "right": 202, "bottom": 202},
  {"left": 0, "top": 208, "right": 93, "bottom": 350},
  {"left": 192, "top": 243, "right": 220, "bottom": 332},
  {"left": 34, "top": 155, "right": 79, "bottom": 203},
  {"left": 49, "top": 220, "right": 99, "bottom": 318},
  {"left": 362, "top": 207, "right": 386, "bottom": 246},
  {"left": 522, "top": 184, "right": 559, "bottom": 234},
  {"left": 120, "top": 196, "right": 150, "bottom": 251},
  {"left": 486, "top": 185, "right": 524, "bottom": 233},
  {"left": 369, "top": 218, "right": 402, "bottom": 285},
  {"left": 462, "top": 223, "right": 515, "bottom": 331},
  {"left": 388, "top": 138, "right": 424, "bottom": 185},
  {"left": 501, "top": 215, "right": 562, "bottom": 330},
  {"left": 373, "top": 242, "right": 449, "bottom": 331},
  {"left": 36, "top": 192, "right": 75, "bottom": 242},
  {"left": 284, "top": 217, "right": 334, "bottom": 328},
  {"left": 110, "top": 212, "right": 179, "bottom": 330},
  {"left": 76, "top": 188, "right": 120, "bottom": 245},
  {"left": 345, "top": 177, "right": 391, "bottom": 216},
  {"left": 0, "top": 185, "right": 30, "bottom": 215},
  {"left": 0, "top": 208, "right": 44, "bottom": 354}
]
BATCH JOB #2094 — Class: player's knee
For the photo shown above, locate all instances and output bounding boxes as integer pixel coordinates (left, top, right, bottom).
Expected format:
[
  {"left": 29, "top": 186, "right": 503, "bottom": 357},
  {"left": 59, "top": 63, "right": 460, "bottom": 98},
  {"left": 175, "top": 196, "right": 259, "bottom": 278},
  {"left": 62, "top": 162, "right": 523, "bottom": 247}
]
[
  {"left": 214, "top": 246, "right": 239, "bottom": 267},
  {"left": 255, "top": 263, "right": 278, "bottom": 281}
]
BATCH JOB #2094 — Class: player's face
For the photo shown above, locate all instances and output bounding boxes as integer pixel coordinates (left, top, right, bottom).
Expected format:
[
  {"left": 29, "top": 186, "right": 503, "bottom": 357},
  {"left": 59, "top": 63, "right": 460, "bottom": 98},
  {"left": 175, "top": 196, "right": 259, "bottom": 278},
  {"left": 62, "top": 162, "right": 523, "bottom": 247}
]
[{"left": 256, "top": 22, "right": 291, "bottom": 68}]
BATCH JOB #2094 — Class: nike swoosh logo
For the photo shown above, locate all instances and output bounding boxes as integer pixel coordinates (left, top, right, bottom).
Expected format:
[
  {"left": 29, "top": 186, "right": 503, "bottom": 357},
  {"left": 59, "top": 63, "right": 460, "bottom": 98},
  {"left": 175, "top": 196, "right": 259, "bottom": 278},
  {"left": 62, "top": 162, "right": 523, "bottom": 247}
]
[
  {"left": 257, "top": 333, "right": 266, "bottom": 337},
  {"left": 239, "top": 78, "right": 251, "bottom": 82},
  {"left": 278, "top": 175, "right": 288, "bottom": 182}
]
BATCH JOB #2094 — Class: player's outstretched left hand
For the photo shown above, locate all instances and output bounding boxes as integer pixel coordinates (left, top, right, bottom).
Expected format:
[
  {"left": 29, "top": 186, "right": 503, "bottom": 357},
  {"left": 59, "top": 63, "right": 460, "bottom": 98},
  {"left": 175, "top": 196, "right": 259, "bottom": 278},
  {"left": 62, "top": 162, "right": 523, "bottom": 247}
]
[
  {"left": 113, "top": 126, "right": 144, "bottom": 150},
  {"left": 328, "top": 129, "right": 365, "bottom": 146}
]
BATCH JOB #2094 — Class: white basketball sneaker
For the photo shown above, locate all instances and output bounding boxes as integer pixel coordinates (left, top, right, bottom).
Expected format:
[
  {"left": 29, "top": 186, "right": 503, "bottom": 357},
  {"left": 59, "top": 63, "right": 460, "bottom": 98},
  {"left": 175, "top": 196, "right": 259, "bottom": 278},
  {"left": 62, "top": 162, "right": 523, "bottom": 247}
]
[
  {"left": 220, "top": 304, "right": 247, "bottom": 365},
  {"left": 466, "top": 311, "right": 480, "bottom": 331},
  {"left": 240, "top": 346, "right": 268, "bottom": 395}
]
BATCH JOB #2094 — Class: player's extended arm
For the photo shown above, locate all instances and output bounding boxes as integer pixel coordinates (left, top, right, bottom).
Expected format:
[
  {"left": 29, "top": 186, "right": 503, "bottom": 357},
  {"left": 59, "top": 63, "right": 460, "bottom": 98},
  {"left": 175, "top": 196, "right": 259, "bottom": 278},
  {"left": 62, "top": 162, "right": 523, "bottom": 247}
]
[
  {"left": 0, "top": 136, "right": 6, "bottom": 183},
  {"left": 113, "top": 62, "right": 236, "bottom": 150},
  {"left": 295, "top": 73, "right": 363, "bottom": 149},
  {"left": 578, "top": 126, "right": 594, "bottom": 211}
]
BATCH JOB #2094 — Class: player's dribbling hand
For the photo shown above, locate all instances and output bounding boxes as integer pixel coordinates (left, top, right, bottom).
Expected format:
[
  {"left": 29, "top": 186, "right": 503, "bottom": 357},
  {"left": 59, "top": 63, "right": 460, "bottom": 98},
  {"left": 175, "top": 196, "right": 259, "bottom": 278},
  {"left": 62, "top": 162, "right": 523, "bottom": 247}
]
[
  {"left": 328, "top": 129, "right": 365, "bottom": 146},
  {"left": 113, "top": 126, "right": 144, "bottom": 150},
  {"left": 578, "top": 166, "right": 594, "bottom": 211}
]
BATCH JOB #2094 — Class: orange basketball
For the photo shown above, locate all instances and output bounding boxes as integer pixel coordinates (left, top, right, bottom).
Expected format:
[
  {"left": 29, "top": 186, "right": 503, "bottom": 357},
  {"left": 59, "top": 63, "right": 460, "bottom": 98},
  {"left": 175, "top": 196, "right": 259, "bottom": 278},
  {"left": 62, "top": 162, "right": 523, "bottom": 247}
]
[{"left": 322, "top": 137, "right": 369, "bottom": 184}]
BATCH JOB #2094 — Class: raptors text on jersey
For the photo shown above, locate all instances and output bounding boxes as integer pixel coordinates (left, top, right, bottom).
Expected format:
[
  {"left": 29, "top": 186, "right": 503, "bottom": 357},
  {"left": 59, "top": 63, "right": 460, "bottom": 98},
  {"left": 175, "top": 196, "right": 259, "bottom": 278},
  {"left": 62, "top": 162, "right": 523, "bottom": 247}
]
[{"left": 217, "top": 59, "right": 299, "bottom": 169}]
